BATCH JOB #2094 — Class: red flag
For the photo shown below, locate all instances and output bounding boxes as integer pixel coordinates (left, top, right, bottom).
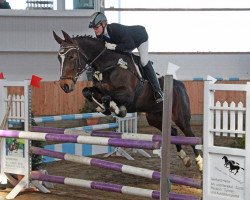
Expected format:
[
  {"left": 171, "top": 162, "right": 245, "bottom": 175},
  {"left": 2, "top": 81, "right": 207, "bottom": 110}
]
[
  {"left": 30, "top": 75, "right": 43, "bottom": 88},
  {"left": 0, "top": 72, "right": 4, "bottom": 79}
]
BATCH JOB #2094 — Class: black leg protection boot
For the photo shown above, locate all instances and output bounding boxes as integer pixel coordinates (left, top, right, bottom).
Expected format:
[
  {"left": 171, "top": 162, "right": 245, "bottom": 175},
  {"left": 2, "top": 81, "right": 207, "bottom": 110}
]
[{"left": 144, "top": 61, "right": 164, "bottom": 103}]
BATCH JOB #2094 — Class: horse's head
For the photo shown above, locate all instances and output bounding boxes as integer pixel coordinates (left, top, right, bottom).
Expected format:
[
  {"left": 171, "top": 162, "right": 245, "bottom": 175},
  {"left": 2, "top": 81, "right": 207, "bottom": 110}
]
[{"left": 53, "top": 30, "right": 90, "bottom": 93}]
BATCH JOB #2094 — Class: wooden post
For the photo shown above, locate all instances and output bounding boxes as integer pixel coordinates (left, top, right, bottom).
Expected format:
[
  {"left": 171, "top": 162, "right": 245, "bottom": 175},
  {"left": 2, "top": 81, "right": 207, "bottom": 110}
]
[
  {"left": 160, "top": 75, "right": 173, "bottom": 200},
  {"left": 57, "top": 0, "right": 65, "bottom": 11}
]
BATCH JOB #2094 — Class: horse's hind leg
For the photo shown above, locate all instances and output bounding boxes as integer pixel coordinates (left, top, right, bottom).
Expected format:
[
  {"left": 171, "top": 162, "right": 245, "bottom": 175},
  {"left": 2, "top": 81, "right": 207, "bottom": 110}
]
[
  {"left": 146, "top": 112, "right": 191, "bottom": 168},
  {"left": 172, "top": 80, "right": 203, "bottom": 171},
  {"left": 175, "top": 119, "right": 203, "bottom": 171},
  {"left": 171, "top": 126, "right": 191, "bottom": 168}
]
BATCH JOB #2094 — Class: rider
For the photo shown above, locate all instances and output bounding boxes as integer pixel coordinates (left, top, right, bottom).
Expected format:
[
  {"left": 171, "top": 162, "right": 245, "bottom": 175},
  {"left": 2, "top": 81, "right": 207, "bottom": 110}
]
[{"left": 88, "top": 12, "right": 164, "bottom": 103}]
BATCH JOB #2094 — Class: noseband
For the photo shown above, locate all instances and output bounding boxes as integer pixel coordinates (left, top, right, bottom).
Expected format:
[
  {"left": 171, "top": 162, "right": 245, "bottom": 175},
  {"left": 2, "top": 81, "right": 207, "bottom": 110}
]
[{"left": 58, "top": 45, "right": 106, "bottom": 83}]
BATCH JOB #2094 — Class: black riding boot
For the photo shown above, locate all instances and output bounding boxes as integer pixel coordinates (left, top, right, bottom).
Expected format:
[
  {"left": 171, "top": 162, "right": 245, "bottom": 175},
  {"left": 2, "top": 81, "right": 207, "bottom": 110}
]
[{"left": 144, "top": 61, "right": 164, "bottom": 103}]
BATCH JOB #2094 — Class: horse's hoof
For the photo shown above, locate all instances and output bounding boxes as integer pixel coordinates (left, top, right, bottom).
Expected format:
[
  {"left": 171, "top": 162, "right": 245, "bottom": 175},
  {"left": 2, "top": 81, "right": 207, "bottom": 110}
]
[
  {"left": 195, "top": 155, "right": 203, "bottom": 172},
  {"left": 116, "top": 106, "right": 127, "bottom": 118},
  {"left": 82, "top": 89, "right": 93, "bottom": 101},
  {"left": 183, "top": 156, "right": 191, "bottom": 168},
  {"left": 178, "top": 150, "right": 191, "bottom": 168},
  {"left": 102, "top": 95, "right": 111, "bottom": 105}
]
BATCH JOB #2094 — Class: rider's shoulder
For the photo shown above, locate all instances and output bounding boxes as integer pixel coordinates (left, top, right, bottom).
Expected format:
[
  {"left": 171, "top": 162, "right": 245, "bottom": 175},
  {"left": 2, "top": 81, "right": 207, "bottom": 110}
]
[
  {"left": 109, "top": 23, "right": 123, "bottom": 28},
  {"left": 107, "top": 23, "right": 126, "bottom": 34}
]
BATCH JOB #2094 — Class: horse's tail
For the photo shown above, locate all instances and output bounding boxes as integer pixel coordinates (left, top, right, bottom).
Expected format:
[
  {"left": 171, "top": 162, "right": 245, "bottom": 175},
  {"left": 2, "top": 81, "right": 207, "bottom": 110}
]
[{"left": 173, "top": 79, "right": 191, "bottom": 118}]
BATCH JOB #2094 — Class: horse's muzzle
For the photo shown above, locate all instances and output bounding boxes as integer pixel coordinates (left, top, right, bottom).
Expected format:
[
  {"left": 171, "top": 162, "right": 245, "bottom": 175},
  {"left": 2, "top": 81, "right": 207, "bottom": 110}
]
[{"left": 59, "top": 79, "right": 75, "bottom": 93}]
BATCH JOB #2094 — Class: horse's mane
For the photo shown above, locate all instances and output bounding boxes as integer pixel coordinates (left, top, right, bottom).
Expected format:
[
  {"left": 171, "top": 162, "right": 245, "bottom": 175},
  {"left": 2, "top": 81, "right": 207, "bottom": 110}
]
[
  {"left": 72, "top": 34, "right": 104, "bottom": 45},
  {"left": 71, "top": 34, "right": 140, "bottom": 64}
]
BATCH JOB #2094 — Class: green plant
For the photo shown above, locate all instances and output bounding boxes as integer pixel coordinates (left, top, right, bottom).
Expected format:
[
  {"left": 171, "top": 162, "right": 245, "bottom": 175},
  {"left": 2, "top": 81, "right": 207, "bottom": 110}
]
[
  {"left": 31, "top": 113, "right": 45, "bottom": 170},
  {"left": 80, "top": 100, "right": 96, "bottom": 113},
  {"left": 79, "top": 100, "right": 99, "bottom": 125},
  {"left": 231, "top": 136, "right": 245, "bottom": 149}
]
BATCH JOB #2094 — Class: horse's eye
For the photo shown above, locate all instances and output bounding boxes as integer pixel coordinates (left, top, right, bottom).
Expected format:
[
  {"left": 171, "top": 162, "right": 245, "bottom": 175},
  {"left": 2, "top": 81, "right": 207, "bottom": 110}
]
[{"left": 67, "top": 55, "right": 74, "bottom": 60}]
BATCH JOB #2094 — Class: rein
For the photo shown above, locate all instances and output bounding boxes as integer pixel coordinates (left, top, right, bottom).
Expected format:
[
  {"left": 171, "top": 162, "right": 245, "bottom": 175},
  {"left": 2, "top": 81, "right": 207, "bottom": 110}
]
[{"left": 88, "top": 47, "right": 106, "bottom": 67}]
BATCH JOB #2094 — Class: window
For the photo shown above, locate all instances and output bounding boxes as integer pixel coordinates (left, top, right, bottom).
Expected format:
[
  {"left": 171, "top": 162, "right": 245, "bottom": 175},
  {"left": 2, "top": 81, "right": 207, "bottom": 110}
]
[
  {"left": 105, "top": 0, "right": 250, "bottom": 52},
  {"left": 7, "top": 0, "right": 95, "bottom": 10}
]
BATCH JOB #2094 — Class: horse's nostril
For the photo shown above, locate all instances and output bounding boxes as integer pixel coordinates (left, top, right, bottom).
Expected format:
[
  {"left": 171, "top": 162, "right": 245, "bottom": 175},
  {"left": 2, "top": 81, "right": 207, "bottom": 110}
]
[{"left": 63, "top": 84, "right": 69, "bottom": 93}]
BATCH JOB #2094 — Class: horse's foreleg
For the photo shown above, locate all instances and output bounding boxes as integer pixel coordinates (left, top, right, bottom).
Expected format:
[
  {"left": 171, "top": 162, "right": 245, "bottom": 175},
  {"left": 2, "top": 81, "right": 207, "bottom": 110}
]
[
  {"left": 110, "top": 102, "right": 127, "bottom": 117},
  {"left": 82, "top": 87, "right": 127, "bottom": 117},
  {"left": 82, "top": 87, "right": 106, "bottom": 113},
  {"left": 101, "top": 95, "right": 127, "bottom": 117},
  {"left": 101, "top": 95, "right": 112, "bottom": 115},
  {"left": 82, "top": 87, "right": 94, "bottom": 102},
  {"left": 91, "top": 96, "right": 105, "bottom": 113}
]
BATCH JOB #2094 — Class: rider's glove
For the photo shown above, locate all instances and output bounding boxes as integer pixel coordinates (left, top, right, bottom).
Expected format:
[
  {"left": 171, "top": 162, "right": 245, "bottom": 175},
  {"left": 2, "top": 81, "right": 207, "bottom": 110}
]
[{"left": 105, "top": 42, "right": 116, "bottom": 50}]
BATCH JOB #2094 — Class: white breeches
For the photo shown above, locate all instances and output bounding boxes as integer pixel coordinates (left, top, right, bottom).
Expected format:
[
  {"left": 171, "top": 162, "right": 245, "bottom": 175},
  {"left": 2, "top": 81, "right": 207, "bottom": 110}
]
[{"left": 138, "top": 41, "right": 149, "bottom": 67}]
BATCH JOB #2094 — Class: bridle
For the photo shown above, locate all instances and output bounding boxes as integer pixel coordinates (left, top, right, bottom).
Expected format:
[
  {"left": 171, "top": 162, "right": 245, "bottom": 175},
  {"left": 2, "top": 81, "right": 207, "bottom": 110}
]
[{"left": 58, "top": 44, "right": 106, "bottom": 83}]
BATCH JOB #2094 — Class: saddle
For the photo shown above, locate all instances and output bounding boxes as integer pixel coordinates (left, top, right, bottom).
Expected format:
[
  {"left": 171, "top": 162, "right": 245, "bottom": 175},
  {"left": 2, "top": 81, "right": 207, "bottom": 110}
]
[{"left": 124, "top": 52, "right": 146, "bottom": 79}]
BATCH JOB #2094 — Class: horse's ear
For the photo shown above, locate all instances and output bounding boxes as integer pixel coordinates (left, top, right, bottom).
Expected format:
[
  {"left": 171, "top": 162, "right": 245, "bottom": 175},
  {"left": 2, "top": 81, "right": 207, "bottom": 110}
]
[
  {"left": 53, "top": 31, "right": 63, "bottom": 44},
  {"left": 62, "top": 30, "right": 74, "bottom": 44}
]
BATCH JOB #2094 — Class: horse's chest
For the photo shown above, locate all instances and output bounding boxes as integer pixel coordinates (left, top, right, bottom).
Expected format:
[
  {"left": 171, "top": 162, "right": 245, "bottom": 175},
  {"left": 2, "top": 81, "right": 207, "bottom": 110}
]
[
  {"left": 94, "top": 70, "right": 123, "bottom": 92},
  {"left": 96, "top": 82, "right": 114, "bottom": 92}
]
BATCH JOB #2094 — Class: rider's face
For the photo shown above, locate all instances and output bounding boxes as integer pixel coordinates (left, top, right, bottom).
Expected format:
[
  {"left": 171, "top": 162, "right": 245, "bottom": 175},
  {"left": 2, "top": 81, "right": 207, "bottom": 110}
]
[{"left": 93, "top": 24, "right": 103, "bottom": 36}]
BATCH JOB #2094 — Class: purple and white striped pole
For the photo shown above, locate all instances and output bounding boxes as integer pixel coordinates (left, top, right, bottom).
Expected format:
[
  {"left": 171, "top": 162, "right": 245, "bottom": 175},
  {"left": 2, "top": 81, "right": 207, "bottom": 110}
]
[
  {"left": 0, "top": 130, "right": 160, "bottom": 150},
  {"left": 31, "top": 126, "right": 202, "bottom": 146},
  {"left": 31, "top": 172, "right": 201, "bottom": 200},
  {"left": 31, "top": 147, "right": 201, "bottom": 189}
]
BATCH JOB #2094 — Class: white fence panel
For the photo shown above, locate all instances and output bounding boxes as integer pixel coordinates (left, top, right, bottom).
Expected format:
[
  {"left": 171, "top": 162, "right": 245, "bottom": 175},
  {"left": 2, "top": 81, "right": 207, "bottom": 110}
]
[{"left": 203, "top": 81, "right": 250, "bottom": 200}]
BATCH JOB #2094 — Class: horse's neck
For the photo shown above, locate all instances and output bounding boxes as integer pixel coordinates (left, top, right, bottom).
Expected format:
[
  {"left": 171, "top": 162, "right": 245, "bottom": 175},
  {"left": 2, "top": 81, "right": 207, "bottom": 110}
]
[
  {"left": 77, "top": 40, "right": 136, "bottom": 73},
  {"left": 77, "top": 38, "right": 103, "bottom": 58},
  {"left": 92, "top": 51, "right": 122, "bottom": 71}
]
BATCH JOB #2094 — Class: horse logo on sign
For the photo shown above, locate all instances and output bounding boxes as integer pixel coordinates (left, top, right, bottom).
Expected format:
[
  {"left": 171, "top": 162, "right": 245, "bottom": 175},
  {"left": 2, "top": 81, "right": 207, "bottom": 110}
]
[{"left": 222, "top": 156, "right": 245, "bottom": 175}]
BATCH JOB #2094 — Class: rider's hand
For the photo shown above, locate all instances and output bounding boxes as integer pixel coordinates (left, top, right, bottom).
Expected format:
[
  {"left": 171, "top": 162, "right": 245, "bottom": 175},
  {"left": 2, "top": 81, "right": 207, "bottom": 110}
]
[{"left": 105, "top": 42, "right": 116, "bottom": 50}]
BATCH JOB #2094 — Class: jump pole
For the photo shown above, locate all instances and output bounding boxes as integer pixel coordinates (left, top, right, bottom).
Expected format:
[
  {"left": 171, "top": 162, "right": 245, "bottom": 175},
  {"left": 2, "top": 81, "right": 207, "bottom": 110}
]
[
  {"left": 31, "top": 126, "right": 202, "bottom": 146},
  {"left": 34, "top": 112, "right": 135, "bottom": 123},
  {"left": 31, "top": 172, "right": 201, "bottom": 200},
  {"left": 0, "top": 130, "right": 160, "bottom": 150},
  {"left": 31, "top": 146, "right": 202, "bottom": 189}
]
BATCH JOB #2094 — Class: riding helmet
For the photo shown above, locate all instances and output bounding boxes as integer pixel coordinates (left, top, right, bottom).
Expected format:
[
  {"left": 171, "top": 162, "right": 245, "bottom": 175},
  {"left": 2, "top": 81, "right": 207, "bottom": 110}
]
[{"left": 89, "top": 12, "right": 107, "bottom": 28}]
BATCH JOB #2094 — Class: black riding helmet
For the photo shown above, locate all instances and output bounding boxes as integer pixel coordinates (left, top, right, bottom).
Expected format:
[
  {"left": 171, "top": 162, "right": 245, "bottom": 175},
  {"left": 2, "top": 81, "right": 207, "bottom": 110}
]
[{"left": 89, "top": 12, "right": 107, "bottom": 28}]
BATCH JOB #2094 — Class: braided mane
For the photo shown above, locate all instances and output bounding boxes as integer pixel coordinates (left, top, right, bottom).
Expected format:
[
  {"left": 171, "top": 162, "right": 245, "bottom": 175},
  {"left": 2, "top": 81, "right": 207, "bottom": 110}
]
[{"left": 73, "top": 34, "right": 104, "bottom": 43}]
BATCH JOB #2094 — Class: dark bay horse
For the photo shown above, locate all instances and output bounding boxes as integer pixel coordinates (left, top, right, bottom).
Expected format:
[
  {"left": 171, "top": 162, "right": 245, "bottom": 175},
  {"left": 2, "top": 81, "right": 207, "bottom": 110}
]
[{"left": 53, "top": 30, "right": 203, "bottom": 171}]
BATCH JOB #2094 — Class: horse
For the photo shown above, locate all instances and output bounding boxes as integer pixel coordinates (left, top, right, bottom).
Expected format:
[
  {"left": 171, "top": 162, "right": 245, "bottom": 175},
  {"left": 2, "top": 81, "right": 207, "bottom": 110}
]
[
  {"left": 53, "top": 30, "right": 203, "bottom": 171},
  {"left": 8, "top": 139, "right": 19, "bottom": 154},
  {"left": 222, "top": 156, "right": 244, "bottom": 175}
]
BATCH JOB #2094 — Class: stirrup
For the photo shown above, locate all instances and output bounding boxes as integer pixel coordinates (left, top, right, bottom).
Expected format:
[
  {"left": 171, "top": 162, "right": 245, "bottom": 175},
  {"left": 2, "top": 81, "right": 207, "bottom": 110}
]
[
  {"left": 156, "top": 97, "right": 163, "bottom": 103},
  {"left": 155, "top": 92, "right": 164, "bottom": 103}
]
